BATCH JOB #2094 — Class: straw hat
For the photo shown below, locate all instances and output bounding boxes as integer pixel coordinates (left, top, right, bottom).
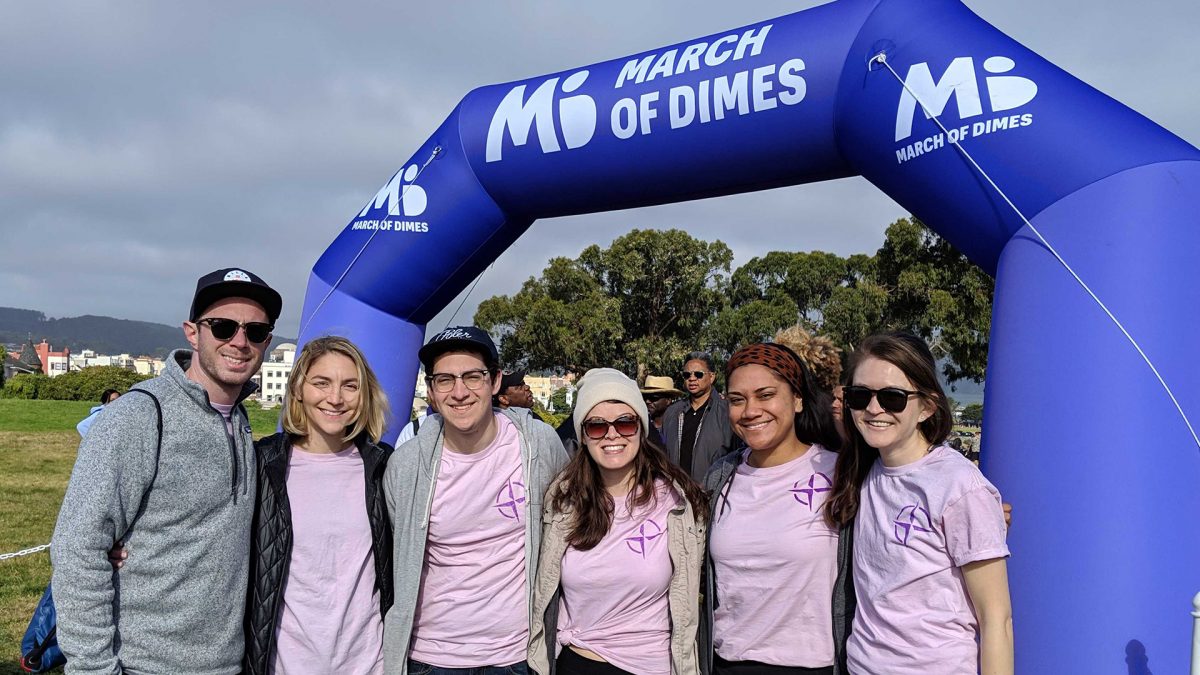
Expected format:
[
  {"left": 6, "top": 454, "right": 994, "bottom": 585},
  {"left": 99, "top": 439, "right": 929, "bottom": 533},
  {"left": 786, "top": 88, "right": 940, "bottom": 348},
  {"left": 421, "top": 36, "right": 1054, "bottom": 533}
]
[{"left": 640, "top": 375, "right": 684, "bottom": 398}]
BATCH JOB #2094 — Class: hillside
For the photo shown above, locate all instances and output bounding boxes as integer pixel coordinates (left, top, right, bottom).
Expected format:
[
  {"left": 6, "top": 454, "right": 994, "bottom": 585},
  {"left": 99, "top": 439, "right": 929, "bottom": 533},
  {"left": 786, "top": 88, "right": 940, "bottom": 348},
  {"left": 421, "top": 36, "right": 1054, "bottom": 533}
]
[{"left": 0, "top": 307, "right": 294, "bottom": 357}]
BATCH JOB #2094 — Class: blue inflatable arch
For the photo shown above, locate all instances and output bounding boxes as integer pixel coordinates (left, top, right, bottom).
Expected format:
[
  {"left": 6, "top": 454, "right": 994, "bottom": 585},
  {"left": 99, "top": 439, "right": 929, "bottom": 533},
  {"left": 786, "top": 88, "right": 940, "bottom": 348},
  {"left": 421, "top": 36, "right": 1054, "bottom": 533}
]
[{"left": 298, "top": 0, "right": 1200, "bottom": 670}]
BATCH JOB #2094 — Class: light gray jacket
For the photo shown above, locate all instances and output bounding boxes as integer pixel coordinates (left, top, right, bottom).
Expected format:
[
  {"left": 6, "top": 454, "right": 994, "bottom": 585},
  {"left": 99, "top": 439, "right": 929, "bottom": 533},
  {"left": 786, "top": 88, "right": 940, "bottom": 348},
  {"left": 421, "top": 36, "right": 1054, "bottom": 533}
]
[
  {"left": 51, "top": 350, "right": 256, "bottom": 675},
  {"left": 527, "top": 479, "right": 706, "bottom": 675},
  {"left": 382, "top": 407, "right": 568, "bottom": 675}
]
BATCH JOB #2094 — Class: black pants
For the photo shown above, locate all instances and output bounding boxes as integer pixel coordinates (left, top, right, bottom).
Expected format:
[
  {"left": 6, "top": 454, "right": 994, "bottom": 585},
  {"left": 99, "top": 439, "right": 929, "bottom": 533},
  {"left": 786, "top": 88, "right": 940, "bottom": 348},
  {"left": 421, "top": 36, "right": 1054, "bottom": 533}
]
[
  {"left": 713, "top": 654, "right": 834, "bottom": 675},
  {"left": 555, "top": 647, "right": 631, "bottom": 675}
]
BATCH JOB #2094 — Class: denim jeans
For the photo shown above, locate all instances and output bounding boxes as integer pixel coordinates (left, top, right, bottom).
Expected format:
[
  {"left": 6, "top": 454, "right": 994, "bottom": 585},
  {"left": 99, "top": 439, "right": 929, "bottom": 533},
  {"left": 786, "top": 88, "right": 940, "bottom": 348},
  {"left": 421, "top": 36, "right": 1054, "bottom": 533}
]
[{"left": 407, "top": 659, "right": 530, "bottom": 675}]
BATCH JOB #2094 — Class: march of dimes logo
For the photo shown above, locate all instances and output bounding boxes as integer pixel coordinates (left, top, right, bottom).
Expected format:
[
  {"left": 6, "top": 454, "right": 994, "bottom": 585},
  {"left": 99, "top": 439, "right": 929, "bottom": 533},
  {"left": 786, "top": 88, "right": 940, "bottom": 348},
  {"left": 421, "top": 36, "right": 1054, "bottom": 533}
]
[
  {"left": 486, "top": 70, "right": 597, "bottom": 163},
  {"left": 349, "top": 163, "right": 430, "bottom": 234},
  {"left": 894, "top": 55, "right": 1038, "bottom": 165}
]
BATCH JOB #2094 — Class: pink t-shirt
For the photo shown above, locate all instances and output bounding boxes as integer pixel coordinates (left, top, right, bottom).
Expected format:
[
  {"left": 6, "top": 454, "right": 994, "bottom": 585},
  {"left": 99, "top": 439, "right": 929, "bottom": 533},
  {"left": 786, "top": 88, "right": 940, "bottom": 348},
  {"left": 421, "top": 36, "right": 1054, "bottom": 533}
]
[
  {"left": 709, "top": 444, "right": 839, "bottom": 667},
  {"left": 273, "top": 445, "right": 383, "bottom": 675},
  {"left": 847, "top": 445, "right": 1010, "bottom": 675},
  {"left": 410, "top": 414, "right": 529, "bottom": 667},
  {"left": 557, "top": 481, "right": 680, "bottom": 675}
]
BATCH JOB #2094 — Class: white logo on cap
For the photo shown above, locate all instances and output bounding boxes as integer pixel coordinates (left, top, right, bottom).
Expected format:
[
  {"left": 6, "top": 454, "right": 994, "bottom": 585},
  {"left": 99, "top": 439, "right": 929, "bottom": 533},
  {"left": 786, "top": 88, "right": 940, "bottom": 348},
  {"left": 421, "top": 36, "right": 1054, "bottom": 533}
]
[
  {"left": 436, "top": 328, "right": 474, "bottom": 341},
  {"left": 224, "top": 270, "right": 252, "bottom": 282}
]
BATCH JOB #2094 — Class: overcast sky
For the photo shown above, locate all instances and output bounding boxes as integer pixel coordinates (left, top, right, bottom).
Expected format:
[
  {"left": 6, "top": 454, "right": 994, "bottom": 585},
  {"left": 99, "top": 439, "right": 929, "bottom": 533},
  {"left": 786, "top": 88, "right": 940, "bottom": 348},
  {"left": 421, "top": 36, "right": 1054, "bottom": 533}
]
[{"left": 2, "top": 0, "right": 1196, "bottom": 341}]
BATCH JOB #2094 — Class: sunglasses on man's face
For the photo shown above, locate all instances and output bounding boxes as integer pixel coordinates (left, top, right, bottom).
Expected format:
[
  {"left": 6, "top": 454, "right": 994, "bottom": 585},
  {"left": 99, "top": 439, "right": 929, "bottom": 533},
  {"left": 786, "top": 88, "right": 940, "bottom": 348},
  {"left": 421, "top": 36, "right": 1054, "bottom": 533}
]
[
  {"left": 582, "top": 415, "right": 640, "bottom": 440},
  {"left": 196, "top": 317, "right": 273, "bottom": 344},
  {"left": 681, "top": 370, "right": 709, "bottom": 380},
  {"left": 842, "top": 386, "right": 922, "bottom": 413}
]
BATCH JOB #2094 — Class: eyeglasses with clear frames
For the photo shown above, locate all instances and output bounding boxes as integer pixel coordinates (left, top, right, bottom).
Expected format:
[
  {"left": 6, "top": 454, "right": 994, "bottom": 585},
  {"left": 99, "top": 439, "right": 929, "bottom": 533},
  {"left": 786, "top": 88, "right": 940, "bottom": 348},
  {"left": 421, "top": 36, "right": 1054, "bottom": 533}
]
[{"left": 427, "top": 369, "right": 491, "bottom": 393}]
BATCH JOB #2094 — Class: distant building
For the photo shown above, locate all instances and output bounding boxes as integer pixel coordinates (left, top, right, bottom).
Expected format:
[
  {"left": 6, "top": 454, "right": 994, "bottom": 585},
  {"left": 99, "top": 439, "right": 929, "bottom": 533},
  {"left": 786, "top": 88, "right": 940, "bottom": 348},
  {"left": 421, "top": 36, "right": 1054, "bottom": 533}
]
[
  {"left": 4, "top": 340, "right": 44, "bottom": 381},
  {"left": 34, "top": 339, "right": 70, "bottom": 378},
  {"left": 526, "top": 374, "right": 576, "bottom": 409},
  {"left": 254, "top": 343, "right": 296, "bottom": 403}
]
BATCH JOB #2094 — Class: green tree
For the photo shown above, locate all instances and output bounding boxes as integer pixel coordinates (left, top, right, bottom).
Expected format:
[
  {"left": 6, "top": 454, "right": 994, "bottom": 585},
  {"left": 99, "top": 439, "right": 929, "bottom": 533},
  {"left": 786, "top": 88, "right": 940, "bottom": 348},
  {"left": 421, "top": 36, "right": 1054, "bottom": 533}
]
[
  {"left": 961, "top": 402, "right": 984, "bottom": 426},
  {"left": 729, "top": 250, "right": 851, "bottom": 322},
  {"left": 872, "top": 217, "right": 993, "bottom": 382},
  {"left": 3, "top": 373, "right": 49, "bottom": 399},
  {"left": 0, "top": 345, "right": 6, "bottom": 387},
  {"left": 32, "top": 366, "right": 151, "bottom": 401},
  {"left": 703, "top": 296, "right": 799, "bottom": 362},
  {"left": 476, "top": 229, "right": 732, "bottom": 377},
  {"left": 549, "top": 386, "right": 571, "bottom": 413}
]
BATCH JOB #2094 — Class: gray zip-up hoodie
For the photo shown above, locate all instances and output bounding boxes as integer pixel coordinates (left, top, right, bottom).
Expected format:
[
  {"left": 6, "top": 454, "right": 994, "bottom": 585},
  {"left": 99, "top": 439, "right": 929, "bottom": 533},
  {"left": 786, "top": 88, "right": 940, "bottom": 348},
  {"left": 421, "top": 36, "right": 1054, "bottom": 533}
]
[
  {"left": 51, "top": 350, "right": 256, "bottom": 675},
  {"left": 382, "top": 407, "right": 568, "bottom": 675}
]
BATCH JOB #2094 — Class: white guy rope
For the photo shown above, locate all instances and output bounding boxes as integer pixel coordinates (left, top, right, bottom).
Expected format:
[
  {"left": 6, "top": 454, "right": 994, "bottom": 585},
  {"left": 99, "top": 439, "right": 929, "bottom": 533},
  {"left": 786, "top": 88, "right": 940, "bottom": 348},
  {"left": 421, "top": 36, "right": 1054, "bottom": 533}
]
[
  {"left": 870, "top": 52, "right": 1199, "bottom": 449},
  {"left": 298, "top": 145, "right": 444, "bottom": 338}
]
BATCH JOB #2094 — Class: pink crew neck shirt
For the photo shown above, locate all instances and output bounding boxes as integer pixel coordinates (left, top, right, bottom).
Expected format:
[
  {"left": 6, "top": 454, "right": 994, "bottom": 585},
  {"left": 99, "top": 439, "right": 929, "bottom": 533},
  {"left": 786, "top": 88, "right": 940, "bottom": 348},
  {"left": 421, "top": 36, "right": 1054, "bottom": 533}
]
[
  {"left": 410, "top": 414, "right": 529, "bottom": 667},
  {"left": 210, "top": 401, "right": 234, "bottom": 437},
  {"left": 557, "top": 481, "right": 680, "bottom": 675},
  {"left": 273, "top": 444, "right": 383, "bottom": 675},
  {"left": 709, "top": 444, "right": 839, "bottom": 667},
  {"left": 847, "top": 445, "right": 1009, "bottom": 675}
]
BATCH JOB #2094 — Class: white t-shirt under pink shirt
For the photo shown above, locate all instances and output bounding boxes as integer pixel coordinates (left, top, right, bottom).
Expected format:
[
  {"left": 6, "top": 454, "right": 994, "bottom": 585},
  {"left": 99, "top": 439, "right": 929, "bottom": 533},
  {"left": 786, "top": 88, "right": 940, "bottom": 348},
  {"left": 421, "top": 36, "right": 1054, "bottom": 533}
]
[
  {"left": 847, "top": 445, "right": 1009, "bottom": 675},
  {"left": 557, "top": 480, "right": 681, "bottom": 675},
  {"left": 709, "top": 444, "right": 840, "bottom": 668},
  {"left": 409, "top": 414, "right": 529, "bottom": 668}
]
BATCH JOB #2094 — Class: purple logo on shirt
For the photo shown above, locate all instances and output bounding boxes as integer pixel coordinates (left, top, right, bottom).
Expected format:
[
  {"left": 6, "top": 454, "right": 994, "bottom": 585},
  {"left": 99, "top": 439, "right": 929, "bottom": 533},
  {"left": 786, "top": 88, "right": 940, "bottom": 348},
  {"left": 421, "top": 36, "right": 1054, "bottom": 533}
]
[
  {"left": 624, "top": 519, "right": 663, "bottom": 558},
  {"left": 495, "top": 480, "right": 526, "bottom": 520},
  {"left": 789, "top": 472, "right": 832, "bottom": 510},
  {"left": 893, "top": 503, "right": 933, "bottom": 545}
]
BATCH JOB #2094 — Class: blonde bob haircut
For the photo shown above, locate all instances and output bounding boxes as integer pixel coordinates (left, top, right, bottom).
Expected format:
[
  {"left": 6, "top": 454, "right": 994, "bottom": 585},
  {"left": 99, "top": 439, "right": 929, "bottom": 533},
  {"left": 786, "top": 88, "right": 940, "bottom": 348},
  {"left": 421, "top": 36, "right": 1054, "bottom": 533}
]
[{"left": 282, "top": 336, "right": 390, "bottom": 444}]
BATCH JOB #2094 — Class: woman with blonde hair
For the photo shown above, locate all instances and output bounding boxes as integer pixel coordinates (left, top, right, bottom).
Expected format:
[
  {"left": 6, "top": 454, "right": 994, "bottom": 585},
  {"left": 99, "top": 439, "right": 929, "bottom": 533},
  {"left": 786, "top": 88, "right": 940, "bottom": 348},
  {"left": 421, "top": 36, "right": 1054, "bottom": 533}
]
[{"left": 245, "top": 336, "right": 394, "bottom": 674}]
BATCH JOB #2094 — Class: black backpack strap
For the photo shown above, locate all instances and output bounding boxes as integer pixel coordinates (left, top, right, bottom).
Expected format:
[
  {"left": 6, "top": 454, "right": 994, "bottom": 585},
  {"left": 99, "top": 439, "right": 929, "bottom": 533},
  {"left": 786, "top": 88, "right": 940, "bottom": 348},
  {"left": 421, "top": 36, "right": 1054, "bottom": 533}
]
[
  {"left": 119, "top": 389, "right": 163, "bottom": 538},
  {"left": 412, "top": 416, "right": 420, "bottom": 434}
]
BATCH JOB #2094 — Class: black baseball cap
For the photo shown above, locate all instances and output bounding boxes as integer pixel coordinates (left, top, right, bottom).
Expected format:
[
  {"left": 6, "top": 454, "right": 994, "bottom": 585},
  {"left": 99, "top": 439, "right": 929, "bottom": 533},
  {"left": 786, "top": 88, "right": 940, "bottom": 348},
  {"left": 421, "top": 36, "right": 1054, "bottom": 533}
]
[
  {"left": 419, "top": 326, "right": 499, "bottom": 372},
  {"left": 500, "top": 370, "right": 527, "bottom": 390},
  {"left": 190, "top": 268, "right": 283, "bottom": 324}
]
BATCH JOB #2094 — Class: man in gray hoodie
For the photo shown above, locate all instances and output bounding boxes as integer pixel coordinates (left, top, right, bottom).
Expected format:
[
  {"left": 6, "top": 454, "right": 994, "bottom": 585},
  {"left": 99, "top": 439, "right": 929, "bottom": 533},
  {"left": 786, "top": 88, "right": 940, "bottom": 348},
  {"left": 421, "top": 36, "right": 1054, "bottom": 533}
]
[
  {"left": 383, "top": 326, "right": 567, "bottom": 675},
  {"left": 51, "top": 268, "right": 282, "bottom": 674}
]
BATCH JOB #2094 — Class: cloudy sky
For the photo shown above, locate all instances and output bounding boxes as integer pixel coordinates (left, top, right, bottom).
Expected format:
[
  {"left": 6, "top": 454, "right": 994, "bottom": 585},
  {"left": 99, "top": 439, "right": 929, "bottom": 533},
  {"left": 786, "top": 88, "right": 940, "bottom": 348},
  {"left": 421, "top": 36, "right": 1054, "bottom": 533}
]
[{"left": 2, "top": 0, "right": 1196, "bottom": 340}]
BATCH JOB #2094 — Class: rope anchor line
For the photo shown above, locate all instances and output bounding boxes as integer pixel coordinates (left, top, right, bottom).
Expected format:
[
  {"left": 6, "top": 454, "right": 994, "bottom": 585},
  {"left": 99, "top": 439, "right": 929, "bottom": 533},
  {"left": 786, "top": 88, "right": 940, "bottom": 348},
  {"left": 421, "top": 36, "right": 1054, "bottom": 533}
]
[{"left": 868, "top": 51, "right": 1199, "bottom": 449}]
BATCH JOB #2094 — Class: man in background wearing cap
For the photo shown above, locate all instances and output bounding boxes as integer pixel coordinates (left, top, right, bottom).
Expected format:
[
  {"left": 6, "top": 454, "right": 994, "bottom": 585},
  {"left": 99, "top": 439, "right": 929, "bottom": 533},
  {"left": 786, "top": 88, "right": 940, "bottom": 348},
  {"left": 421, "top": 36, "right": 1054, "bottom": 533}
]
[
  {"left": 382, "top": 326, "right": 567, "bottom": 675},
  {"left": 52, "top": 268, "right": 281, "bottom": 675},
  {"left": 494, "top": 369, "right": 534, "bottom": 410}
]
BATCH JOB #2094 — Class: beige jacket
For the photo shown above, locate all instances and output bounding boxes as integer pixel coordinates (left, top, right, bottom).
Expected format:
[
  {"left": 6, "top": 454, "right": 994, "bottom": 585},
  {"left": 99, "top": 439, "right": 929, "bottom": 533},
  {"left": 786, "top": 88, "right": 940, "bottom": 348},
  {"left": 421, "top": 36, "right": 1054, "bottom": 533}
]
[{"left": 527, "top": 478, "right": 706, "bottom": 675}]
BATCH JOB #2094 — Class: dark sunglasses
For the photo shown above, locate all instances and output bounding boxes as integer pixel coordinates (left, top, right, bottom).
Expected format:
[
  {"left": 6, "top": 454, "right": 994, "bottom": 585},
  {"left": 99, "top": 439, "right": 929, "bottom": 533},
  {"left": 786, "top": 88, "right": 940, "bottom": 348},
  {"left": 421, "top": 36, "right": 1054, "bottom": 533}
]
[
  {"left": 196, "top": 318, "right": 273, "bottom": 344},
  {"left": 681, "top": 370, "right": 709, "bottom": 380},
  {"left": 582, "top": 415, "right": 640, "bottom": 440},
  {"left": 843, "top": 386, "right": 922, "bottom": 413}
]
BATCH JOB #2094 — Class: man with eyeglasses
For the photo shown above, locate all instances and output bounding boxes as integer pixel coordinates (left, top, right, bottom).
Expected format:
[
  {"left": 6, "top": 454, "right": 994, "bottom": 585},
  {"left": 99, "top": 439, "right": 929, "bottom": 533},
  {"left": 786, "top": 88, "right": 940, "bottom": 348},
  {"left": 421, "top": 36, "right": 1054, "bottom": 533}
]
[
  {"left": 662, "top": 351, "right": 736, "bottom": 482},
  {"left": 52, "top": 268, "right": 280, "bottom": 675},
  {"left": 383, "top": 326, "right": 567, "bottom": 675}
]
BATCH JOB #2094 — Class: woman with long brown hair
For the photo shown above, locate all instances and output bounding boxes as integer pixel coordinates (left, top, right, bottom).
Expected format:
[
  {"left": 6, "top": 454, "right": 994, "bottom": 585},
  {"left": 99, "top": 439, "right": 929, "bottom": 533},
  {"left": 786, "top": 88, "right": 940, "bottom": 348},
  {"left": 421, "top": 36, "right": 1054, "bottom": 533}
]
[
  {"left": 528, "top": 368, "right": 709, "bottom": 675},
  {"left": 825, "top": 333, "right": 1012, "bottom": 675},
  {"left": 701, "top": 342, "right": 848, "bottom": 675}
]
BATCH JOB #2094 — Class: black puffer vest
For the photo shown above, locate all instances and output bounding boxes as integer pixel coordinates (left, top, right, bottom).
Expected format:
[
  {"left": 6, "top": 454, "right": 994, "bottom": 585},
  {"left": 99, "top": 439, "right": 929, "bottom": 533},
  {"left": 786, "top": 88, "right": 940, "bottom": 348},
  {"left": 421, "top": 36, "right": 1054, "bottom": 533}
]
[{"left": 243, "top": 432, "right": 395, "bottom": 675}]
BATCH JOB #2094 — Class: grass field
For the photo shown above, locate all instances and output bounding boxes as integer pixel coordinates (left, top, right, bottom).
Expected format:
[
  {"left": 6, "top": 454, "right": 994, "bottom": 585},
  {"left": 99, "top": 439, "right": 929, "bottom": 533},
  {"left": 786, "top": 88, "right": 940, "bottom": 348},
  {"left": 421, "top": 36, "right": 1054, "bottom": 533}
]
[{"left": 0, "top": 399, "right": 279, "bottom": 673}]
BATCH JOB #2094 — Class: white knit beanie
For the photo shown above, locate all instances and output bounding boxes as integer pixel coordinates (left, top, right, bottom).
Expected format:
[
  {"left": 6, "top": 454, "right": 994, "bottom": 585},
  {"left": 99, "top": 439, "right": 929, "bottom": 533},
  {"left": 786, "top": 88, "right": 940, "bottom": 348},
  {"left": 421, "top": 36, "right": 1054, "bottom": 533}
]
[{"left": 573, "top": 368, "right": 650, "bottom": 439}]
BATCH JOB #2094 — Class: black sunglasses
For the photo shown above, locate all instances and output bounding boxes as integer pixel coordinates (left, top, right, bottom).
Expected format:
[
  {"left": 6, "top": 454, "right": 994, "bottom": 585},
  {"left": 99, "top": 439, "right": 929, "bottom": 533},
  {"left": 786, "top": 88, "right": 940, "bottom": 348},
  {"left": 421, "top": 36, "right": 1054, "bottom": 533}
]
[
  {"left": 196, "top": 318, "right": 273, "bottom": 344},
  {"left": 582, "top": 415, "right": 640, "bottom": 440},
  {"left": 843, "top": 386, "right": 922, "bottom": 413},
  {"left": 681, "top": 370, "right": 709, "bottom": 380}
]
